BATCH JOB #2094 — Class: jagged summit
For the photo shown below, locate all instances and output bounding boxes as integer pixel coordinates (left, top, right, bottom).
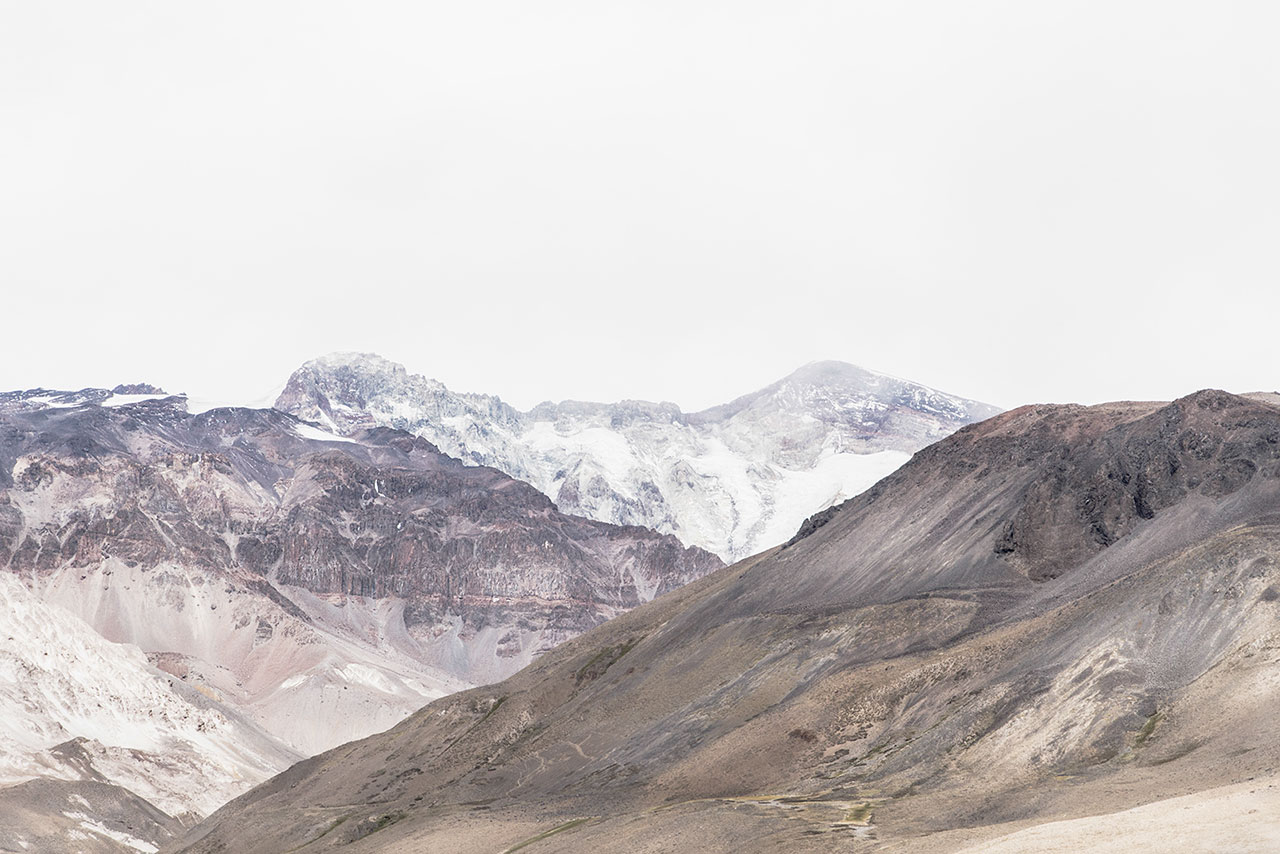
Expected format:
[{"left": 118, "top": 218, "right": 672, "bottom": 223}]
[
  {"left": 109, "top": 382, "right": 166, "bottom": 396},
  {"left": 274, "top": 354, "right": 1000, "bottom": 560},
  {"left": 308, "top": 350, "right": 401, "bottom": 371}
]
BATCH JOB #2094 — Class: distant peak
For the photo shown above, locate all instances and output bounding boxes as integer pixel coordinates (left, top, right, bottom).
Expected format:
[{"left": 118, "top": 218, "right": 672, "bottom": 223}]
[
  {"left": 305, "top": 352, "right": 408, "bottom": 374},
  {"left": 111, "top": 383, "right": 166, "bottom": 395},
  {"left": 783, "top": 361, "right": 881, "bottom": 384},
  {"left": 1174, "top": 388, "right": 1242, "bottom": 411}
]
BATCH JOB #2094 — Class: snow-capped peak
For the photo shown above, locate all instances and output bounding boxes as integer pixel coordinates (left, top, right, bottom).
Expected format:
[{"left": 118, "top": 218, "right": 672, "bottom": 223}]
[{"left": 274, "top": 355, "right": 1000, "bottom": 561}]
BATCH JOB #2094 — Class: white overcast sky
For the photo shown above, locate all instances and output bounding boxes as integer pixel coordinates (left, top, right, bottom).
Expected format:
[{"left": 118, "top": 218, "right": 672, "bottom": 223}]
[{"left": 2, "top": 2, "right": 1277, "bottom": 411}]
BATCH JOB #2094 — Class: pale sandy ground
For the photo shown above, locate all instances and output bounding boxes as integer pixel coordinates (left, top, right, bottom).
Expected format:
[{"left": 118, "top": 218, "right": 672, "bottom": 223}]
[{"left": 953, "top": 776, "right": 1280, "bottom": 854}]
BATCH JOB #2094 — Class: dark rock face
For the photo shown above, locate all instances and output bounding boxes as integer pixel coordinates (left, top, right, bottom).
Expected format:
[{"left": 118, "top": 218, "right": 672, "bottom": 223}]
[
  {"left": 0, "top": 394, "right": 721, "bottom": 682},
  {"left": 945, "top": 389, "right": 1280, "bottom": 582},
  {"left": 176, "top": 390, "right": 1280, "bottom": 854}
]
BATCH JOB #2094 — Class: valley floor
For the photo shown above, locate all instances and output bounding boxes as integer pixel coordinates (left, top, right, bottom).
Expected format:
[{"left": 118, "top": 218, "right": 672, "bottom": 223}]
[{"left": 912, "top": 776, "right": 1280, "bottom": 854}]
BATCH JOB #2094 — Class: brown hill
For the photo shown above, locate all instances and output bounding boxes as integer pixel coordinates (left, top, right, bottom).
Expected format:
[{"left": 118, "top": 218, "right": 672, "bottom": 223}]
[{"left": 175, "top": 389, "right": 1280, "bottom": 853}]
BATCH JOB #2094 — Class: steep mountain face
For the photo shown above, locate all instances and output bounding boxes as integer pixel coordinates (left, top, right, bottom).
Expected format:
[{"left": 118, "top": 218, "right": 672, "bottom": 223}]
[
  {"left": 0, "top": 573, "right": 300, "bottom": 826},
  {"left": 0, "top": 389, "right": 718, "bottom": 846},
  {"left": 275, "top": 354, "right": 1000, "bottom": 561},
  {"left": 179, "top": 390, "right": 1280, "bottom": 853}
]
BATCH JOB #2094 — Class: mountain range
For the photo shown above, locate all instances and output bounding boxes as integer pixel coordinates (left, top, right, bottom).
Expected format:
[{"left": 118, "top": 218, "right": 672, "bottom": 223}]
[
  {"left": 0, "top": 357, "right": 998, "bottom": 851},
  {"left": 275, "top": 353, "right": 1000, "bottom": 562},
  {"left": 0, "top": 385, "right": 716, "bottom": 850},
  {"left": 179, "top": 388, "right": 1280, "bottom": 853}
]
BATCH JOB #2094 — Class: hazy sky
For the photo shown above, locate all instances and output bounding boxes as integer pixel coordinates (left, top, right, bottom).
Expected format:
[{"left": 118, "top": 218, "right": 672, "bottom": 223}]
[{"left": 3, "top": 2, "right": 1278, "bottom": 412}]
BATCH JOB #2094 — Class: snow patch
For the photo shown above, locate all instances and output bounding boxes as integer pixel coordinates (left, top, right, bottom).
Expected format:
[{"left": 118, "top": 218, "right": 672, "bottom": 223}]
[
  {"left": 21, "top": 395, "right": 82, "bottom": 409},
  {"left": 182, "top": 380, "right": 289, "bottom": 415},
  {"left": 753, "top": 450, "right": 912, "bottom": 549},
  {"left": 62, "top": 812, "right": 159, "bottom": 853},
  {"left": 101, "top": 394, "right": 170, "bottom": 408},
  {"left": 293, "top": 422, "right": 360, "bottom": 444}
]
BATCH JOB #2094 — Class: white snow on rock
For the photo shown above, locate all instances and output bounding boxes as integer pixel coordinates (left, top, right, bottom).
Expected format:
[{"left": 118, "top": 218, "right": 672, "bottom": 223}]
[
  {"left": 275, "top": 354, "right": 1000, "bottom": 562},
  {"left": 291, "top": 422, "right": 361, "bottom": 444},
  {"left": 180, "top": 380, "right": 290, "bottom": 415},
  {"left": 100, "top": 394, "right": 171, "bottom": 408},
  {"left": 60, "top": 812, "right": 159, "bottom": 853}
]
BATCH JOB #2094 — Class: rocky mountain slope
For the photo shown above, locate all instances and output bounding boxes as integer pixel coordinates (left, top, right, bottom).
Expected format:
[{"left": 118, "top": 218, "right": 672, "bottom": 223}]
[
  {"left": 0, "top": 778, "right": 184, "bottom": 854},
  {"left": 0, "top": 387, "right": 718, "bottom": 847},
  {"left": 178, "top": 389, "right": 1280, "bottom": 853},
  {"left": 275, "top": 354, "right": 1000, "bottom": 562},
  {"left": 0, "top": 572, "right": 301, "bottom": 852}
]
